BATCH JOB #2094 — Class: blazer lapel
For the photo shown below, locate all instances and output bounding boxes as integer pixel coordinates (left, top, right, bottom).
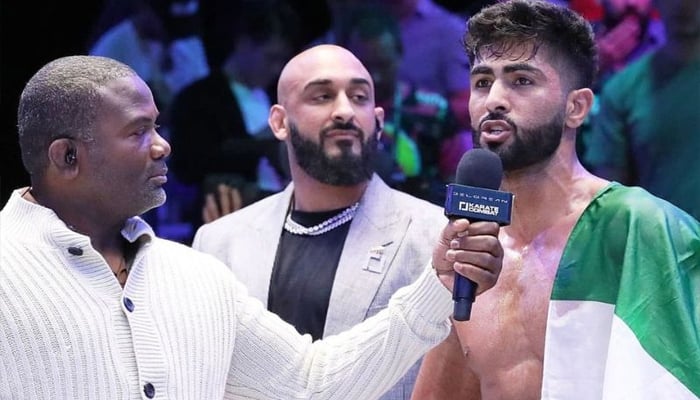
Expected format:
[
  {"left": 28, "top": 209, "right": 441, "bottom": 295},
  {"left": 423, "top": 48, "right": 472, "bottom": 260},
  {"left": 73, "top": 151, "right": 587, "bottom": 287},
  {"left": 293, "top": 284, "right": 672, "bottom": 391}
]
[
  {"left": 324, "top": 176, "right": 409, "bottom": 335},
  {"left": 233, "top": 185, "right": 293, "bottom": 306}
]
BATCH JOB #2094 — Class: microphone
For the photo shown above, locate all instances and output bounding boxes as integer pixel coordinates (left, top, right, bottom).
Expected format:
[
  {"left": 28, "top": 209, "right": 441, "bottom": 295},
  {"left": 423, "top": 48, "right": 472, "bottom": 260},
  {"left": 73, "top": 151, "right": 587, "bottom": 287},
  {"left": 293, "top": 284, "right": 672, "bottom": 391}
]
[{"left": 444, "top": 148, "right": 513, "bottom": 321}]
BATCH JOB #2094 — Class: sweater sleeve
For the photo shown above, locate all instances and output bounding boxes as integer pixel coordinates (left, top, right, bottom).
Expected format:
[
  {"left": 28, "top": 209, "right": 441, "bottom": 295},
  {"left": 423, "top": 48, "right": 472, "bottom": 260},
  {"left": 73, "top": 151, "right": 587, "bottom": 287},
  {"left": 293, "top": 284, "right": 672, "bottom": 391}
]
[{"left": 224, "top": 265, "right": 453, "bottom": 399}]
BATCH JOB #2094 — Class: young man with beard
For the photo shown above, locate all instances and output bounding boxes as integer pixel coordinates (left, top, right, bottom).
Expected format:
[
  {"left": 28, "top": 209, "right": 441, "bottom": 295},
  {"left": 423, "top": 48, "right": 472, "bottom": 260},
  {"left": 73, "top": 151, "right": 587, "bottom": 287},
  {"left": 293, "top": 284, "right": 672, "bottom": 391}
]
[
  {"left": 410, "top": 1, "right": 700, "bottom": 399},
  {"left": 192, "top": 44, "right": 450, "bottom": 399}
]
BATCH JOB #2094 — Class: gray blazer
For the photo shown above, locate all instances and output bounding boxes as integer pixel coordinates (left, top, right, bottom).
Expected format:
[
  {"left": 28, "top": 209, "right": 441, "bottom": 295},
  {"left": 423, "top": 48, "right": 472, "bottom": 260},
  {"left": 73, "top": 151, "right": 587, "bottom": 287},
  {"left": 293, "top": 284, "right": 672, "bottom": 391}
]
[{"left": 193, "top": 174, "right": 447, "bottom": 400}]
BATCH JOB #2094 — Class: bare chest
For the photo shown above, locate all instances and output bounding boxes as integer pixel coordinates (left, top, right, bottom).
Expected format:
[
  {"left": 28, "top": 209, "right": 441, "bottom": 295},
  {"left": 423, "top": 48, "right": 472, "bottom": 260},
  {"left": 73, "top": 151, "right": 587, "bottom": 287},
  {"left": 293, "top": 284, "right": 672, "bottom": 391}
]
[
  {"left": 462, "top": 245, "right": 559, "bottom": 359},
  {"left": 453, "top": 222, "right": 576, "bottom": 398}
]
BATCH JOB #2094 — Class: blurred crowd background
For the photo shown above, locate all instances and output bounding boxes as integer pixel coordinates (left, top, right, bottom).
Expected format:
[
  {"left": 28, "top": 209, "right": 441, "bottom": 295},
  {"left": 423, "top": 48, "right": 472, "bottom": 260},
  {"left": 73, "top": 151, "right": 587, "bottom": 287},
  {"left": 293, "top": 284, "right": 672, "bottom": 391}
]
[{"left": 4, "top": 0, "right": 697, "bottom": 244}]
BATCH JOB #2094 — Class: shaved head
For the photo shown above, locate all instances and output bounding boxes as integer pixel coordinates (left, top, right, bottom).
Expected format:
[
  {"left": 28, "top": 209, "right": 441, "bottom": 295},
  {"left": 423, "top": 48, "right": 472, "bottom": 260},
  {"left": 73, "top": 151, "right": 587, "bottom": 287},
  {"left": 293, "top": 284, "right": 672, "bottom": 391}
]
[
  {"left": 268, "top": 44, "right": 384, "bottom": 187},
  {"left": 276, "top": 44, "right": 375, "bottom": 106}
]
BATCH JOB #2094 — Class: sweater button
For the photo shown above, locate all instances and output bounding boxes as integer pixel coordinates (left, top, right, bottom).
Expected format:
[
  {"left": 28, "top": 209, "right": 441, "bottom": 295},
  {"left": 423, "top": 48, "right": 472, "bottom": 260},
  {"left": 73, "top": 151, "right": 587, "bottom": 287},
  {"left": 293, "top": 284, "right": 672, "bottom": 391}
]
[
  {"left": 123, "top": 297, "right": 135, "bottom": 312},
  {"left": 67, "top": 247, "right": 83, "bottom": 256},
  {"left": 143, "top": 382, "right": 155, "bottom": 398}
]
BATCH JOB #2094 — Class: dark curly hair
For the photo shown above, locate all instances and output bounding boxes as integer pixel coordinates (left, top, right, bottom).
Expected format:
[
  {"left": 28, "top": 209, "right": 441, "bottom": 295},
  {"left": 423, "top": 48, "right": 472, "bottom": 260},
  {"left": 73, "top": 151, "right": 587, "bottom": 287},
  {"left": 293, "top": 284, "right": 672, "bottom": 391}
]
[{"left": 464, "top": 0, "right": 598, "bottom": 90}]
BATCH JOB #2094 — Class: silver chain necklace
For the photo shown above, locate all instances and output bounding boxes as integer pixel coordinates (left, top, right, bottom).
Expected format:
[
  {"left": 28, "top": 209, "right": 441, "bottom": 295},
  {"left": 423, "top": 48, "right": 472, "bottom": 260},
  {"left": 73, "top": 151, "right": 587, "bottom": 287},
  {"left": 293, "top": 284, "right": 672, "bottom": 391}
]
[{"left": 284, "top": 202, "right": 360, "bottom": 236}]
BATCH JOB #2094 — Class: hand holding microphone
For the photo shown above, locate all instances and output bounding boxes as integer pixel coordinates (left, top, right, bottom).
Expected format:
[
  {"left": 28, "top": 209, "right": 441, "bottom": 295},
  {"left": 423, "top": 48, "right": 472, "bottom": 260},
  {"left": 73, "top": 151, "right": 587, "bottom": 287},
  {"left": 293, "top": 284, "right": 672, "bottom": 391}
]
[{"left": 444, "top": 149, "right": 513, "bottom": 321}]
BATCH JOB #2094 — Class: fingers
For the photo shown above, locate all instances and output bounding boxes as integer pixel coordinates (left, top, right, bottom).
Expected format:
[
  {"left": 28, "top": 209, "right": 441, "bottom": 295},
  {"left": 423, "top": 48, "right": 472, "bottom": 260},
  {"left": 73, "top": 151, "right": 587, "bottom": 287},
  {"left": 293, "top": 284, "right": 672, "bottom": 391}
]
[
  {"left": 450, "top": 238, "right": 502, "bottom": 296},
  {"left": 219, "top": 184, "right": 243, "bottom": 215},
  {"left": 454, "top": 260, "right": 500, "bottom": 296},
  {"left": 443, "top": 218, "right": 472, "bottom": 243},
  {"left": 202, "top": 193, "right": 220, "bottom": 223},
  {"left": 218, "top": 184, "right": 232, "bottom": 215},
  {"left": 450, "top": 249, "right": 502, "bottom": 294},
  {"left": 449, "top": 221, "right": 502, "bottom": 256},
  {"left": 202, "top": 184, "right": 243, "bottom": 223},
  {"left": 442, "top": 220, "right": 503, "bottom": 296},
  {"left": 432, "top": 219, "right": 471, "bottom": 272},
  {"left": 229, "top": 186, "right": 243, "bottom": 213}
]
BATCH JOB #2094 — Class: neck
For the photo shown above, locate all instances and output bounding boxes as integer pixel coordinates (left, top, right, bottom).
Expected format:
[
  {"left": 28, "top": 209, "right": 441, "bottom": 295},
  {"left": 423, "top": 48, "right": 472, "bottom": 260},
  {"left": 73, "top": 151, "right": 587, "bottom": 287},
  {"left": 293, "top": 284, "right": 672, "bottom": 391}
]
[
  {"left": 500, "top": 151, "right": 607, "bottom": 244},
  {"left": 290, "top": 169, "right": 369, "bottom": 212},
  {"left": 29, "top": 186, "right": 127, "bottom": 256},
  {"left": 27, "top": 185, "right": 133, "bottom": 286}
]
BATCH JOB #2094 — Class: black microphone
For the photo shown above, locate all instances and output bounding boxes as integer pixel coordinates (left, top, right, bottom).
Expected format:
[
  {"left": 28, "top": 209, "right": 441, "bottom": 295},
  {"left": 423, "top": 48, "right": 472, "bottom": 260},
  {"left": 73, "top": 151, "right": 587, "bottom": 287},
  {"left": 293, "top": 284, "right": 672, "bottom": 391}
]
[{"left": 444, "top": 148, "right": 513, "bottom": 321}]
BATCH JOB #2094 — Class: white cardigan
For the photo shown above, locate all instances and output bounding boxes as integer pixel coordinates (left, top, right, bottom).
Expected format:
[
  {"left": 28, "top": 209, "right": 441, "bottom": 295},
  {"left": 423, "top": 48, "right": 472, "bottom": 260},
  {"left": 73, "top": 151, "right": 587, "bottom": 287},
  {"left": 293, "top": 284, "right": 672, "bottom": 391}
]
[{"left": 0, "top": 189, "right": 453, "bottom": 399}]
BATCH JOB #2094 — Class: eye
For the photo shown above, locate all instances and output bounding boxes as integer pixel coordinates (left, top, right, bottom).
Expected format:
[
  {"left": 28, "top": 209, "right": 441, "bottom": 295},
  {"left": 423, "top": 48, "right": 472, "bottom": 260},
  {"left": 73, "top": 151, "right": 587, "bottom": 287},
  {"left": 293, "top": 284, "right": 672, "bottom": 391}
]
[
  {"left": 311, "top": 92, "right": 332, "bottom": 102},
  {"left": 351, "top": 92, "right": 370, "bottom": 103},
  {"left": 134, "top": 123, "right": 160, "bottom": 136},
  {"left": 514, "top": 77, "right": 533, "bottom": 85},
  {"left": 473, "top": 78, "right": 492, "bottom": 89}
]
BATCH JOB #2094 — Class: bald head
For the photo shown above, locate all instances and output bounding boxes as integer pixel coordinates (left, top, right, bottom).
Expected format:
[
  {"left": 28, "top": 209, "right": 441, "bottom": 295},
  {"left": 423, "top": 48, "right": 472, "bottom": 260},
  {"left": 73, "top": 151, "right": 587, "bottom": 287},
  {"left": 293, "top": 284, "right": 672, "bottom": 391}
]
[
  {"left": 276, "top": 44, "right": 374, "bottom": 106},
  {"left": 267, "top": 44, "right": 383, "bottom": 187}
]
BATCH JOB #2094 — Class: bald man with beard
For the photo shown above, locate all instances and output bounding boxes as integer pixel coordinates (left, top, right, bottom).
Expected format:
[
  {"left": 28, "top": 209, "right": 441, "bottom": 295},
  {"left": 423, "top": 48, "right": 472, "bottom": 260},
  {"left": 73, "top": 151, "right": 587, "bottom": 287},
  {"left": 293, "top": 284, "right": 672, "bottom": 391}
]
[{"left": 192, "top": 44, "right": 477, "bottom": 399}]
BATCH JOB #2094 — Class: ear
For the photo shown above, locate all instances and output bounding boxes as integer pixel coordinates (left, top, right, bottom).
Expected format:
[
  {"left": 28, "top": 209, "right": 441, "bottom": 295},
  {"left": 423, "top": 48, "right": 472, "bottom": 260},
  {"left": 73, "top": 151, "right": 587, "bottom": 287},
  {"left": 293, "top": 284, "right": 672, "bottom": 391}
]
[
  {"left": 268, "top": 104, "right": 288, "bottom": 140},
  {"left": 48, "top": 138, "right": 79, "bottom": 177},
  {"left": 374, "top": 107, "right": 385, "bottom": 140},
  {"left": 565, "top": 88, "right": 594, "bottom": 129}
]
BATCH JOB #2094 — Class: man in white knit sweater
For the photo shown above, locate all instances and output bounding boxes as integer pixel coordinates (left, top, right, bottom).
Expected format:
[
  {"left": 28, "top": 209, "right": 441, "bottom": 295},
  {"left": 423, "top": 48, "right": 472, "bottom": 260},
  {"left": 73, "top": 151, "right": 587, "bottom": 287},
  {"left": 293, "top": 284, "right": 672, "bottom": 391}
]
[{"left": 0, "top": 55, "right": 503, "bottom": 399}]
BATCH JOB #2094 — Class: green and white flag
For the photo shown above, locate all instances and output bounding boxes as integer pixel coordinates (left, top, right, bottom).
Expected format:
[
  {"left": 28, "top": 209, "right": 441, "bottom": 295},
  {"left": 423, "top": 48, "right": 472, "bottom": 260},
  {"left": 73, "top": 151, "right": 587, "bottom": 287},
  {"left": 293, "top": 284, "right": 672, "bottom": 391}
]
[{"left": 541, "top": 183, "right": 700, "bottom": 399}]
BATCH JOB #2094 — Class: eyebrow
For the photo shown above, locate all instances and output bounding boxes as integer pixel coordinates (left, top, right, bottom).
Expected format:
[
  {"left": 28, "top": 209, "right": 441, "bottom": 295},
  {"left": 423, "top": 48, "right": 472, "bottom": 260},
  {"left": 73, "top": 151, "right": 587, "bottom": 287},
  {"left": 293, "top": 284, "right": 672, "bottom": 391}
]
[
  {"left": 303, "top": 77, "right": 371, "bottom": 91},
  {"left": 125, "top": 115, "right": 159, "bottom": 130},
  {"left": 471, "top": 63, "right": 542, "bottom": 76}
]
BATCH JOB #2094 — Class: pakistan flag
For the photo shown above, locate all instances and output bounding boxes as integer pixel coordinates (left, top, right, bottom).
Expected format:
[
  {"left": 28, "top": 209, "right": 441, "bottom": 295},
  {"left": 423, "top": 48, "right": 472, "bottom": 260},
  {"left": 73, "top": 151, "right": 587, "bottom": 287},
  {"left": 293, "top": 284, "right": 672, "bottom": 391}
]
[{"left": 540, "top": 183, "right": 700, "bottom": 399}]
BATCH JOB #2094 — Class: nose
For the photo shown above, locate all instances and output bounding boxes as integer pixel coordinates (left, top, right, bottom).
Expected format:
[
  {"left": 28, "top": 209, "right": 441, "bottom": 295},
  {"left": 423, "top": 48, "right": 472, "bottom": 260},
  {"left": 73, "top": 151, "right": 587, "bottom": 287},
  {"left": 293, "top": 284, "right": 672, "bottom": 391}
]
[
  {"left": 151, "top": 131, "right": 171, "bottom": 160},
  {"left": 331, "top": 92, "right": 356, "bottom": 124},
  {"left": 484, "top": 80, "right": 511, "bottom": 114}
]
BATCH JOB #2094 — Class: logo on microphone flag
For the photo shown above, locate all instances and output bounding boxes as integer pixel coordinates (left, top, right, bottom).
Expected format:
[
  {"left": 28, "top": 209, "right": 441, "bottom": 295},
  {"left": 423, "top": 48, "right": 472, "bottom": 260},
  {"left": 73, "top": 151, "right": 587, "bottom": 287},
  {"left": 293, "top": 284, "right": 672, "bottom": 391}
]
[{"left": 540, "top": 184, "right": 700, "bottom": 399}]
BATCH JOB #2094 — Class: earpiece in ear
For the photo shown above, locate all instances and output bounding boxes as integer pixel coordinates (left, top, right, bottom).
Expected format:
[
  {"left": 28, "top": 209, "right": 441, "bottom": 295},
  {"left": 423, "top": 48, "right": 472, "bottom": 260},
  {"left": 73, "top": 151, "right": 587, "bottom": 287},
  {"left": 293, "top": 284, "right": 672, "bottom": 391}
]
[
  {"left": 65, "top": 149, "right": 77, "bottom": 165},
  {"left": 374, "top": 118, "right": 383, "bottom": 134}
]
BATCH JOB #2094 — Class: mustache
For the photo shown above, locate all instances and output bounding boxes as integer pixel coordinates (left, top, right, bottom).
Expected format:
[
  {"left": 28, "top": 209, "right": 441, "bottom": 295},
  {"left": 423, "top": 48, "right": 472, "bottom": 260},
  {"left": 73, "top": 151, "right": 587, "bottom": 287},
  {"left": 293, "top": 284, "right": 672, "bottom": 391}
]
[
  {"left": 320, "top": 122, "right": 364, "bottom": 137},
  {"left": 479, "top": 112, "right": 517, "bottom": 130}
]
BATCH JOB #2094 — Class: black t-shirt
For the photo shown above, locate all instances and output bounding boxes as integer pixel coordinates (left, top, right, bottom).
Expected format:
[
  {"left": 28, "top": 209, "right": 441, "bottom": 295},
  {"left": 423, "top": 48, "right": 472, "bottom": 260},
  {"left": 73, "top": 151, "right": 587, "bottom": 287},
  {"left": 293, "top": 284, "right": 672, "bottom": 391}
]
[{"left": 268, "top": 208, "right": 352, "bottom": 341}]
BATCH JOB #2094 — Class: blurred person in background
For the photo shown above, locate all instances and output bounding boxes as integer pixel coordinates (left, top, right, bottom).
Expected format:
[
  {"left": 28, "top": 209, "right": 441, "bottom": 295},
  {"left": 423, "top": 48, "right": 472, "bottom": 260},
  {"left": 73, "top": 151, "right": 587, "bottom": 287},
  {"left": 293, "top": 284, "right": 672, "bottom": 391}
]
[
  {"left": 584, "top": 0, "right": 665, "bottom": 90},
  {"left": 569, "top": 0, "right": 665, "bottom": 163},
  {"left": 373, "top": 0, "right": 473, "bottom": 134},
  {"left": 342, "top": 5, "right": 463, "bottom": 204},
  {"left": 584, "top": 0, "right": 700, "bottom": 221},
  {"left": 167, "top": 0, "right": 301, "bottom": 242},
  {"left": 311, "top": 0, "right": 472, "bottom": 135},
  {"left": 88, "top": 0, "right": 209, "bottom": 124}
]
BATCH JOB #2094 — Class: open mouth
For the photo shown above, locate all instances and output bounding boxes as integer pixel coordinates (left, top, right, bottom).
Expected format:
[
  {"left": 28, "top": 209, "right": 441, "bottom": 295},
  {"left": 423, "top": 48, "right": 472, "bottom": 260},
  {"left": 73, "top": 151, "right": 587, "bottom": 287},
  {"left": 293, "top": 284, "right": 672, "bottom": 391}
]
[{"left": 480, "top": 120, "right": 513, "bottom": 143}]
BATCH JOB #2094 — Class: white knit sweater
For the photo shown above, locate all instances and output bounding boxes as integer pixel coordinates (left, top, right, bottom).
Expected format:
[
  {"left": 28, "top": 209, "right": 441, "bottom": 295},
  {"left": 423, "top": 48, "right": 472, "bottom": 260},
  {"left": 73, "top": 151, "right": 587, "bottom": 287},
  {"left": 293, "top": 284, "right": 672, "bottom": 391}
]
[{"left": 0, "top": 189, "right": 453, "bottom": 399}]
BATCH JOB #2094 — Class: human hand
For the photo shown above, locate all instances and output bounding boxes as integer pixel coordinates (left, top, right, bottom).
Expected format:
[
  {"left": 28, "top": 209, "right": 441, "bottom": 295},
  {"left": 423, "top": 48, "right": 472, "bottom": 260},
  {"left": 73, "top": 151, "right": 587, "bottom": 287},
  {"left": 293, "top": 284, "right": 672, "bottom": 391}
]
[
  {"left": 202, "top": 183, "right": 243, "bottom": 223},
  {"left": 598, "top": 14, "right": 643, "bottom": 72},
  {"left": 431, "top": 218, "right": 502, "bottom": 296}
]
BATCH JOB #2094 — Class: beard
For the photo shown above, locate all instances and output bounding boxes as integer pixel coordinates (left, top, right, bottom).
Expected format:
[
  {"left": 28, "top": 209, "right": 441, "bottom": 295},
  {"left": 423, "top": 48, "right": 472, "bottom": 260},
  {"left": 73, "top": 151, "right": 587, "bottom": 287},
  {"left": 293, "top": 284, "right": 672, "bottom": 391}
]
[
  {"left": 473, "top": 109, "right": 566, "bottom": 171},
  {"left": 289, "top": 122, "right": 377, "bottom": 185}
]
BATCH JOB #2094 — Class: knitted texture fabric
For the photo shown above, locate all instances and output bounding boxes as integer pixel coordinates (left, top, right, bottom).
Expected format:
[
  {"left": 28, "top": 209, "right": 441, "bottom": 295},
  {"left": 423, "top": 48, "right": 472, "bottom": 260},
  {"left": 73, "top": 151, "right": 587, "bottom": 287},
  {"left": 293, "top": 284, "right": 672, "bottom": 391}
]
[{"left": 0, "top": 189, "right": 452, "bottom": 399}]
